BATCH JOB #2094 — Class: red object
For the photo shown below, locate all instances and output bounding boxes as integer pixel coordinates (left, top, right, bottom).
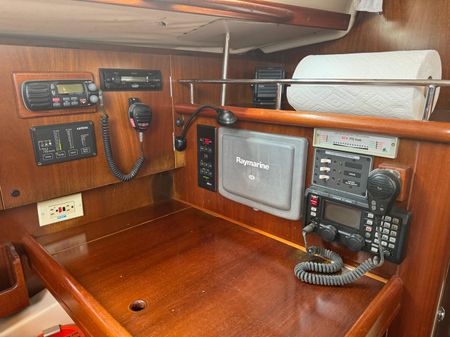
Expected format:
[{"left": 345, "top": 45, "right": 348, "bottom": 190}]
[{"left": 37, "top": 325, "right": 85, "bottom": 337}]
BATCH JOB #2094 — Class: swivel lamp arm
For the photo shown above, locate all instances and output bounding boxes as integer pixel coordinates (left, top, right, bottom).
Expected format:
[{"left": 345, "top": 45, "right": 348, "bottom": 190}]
[{"left": 175, "top": 105, "right": 237, "bottom": 151}]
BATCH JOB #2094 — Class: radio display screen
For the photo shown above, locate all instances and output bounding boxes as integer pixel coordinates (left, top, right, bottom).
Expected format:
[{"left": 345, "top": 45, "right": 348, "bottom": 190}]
[
  {"left": 121, "top": 76, "right": 147, "bottom": 83},
  {"left": 56, "top": 83, "right": 84, "bottom": 95},
  {"left": 323, "top": 200, "right": 361, "bottom": 229}
]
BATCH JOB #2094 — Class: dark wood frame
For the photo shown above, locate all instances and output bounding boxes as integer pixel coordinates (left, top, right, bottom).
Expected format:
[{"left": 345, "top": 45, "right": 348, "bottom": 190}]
[{"left": 79, "top": 0, "right": 351, "bottom": 30}]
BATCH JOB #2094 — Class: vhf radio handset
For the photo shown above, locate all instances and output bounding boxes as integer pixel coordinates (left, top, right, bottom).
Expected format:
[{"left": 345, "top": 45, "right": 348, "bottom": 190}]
[
  {"left": 367, "top": 169, "right": 401, "bottom": 216},
  {"left": 100, "top": 92, "right": 152, "bottom": 182},
  {"left": 295, "top": 168, "right": 404, "bottom": 286}
]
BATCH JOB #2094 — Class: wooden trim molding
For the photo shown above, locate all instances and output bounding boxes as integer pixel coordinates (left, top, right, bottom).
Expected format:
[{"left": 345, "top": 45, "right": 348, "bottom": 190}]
[
  {"left": 0, "top": 242, "right": 29, "bottom": 317},
  {"left": 174, "top": 104, "right": 450, "bottom": 144},
  {"left": 80, "top": 0, "right": 350, "bottom": 30},
  {"left": 22, "top": 235, "right": 132, "bottom": 337},
  {"left": 345, "top": 276, "right": 403, "bottom": 337}
]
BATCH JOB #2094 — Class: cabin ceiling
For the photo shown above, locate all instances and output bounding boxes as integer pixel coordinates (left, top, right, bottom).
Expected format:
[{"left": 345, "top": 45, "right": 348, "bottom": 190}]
[{"left": 0, "top": 0, "right": 357, "bottom": 53}]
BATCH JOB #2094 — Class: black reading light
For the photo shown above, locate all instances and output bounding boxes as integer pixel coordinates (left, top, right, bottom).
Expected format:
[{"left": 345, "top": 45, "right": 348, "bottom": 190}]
[{"left": 174, "top": 105, "right": 237, "bottom": 151}]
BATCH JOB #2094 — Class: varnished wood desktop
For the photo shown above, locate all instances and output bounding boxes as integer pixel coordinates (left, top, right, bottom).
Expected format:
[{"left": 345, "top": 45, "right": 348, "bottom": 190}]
[{"left": 22, "top": 200, "right": 402, "bottom": 337}]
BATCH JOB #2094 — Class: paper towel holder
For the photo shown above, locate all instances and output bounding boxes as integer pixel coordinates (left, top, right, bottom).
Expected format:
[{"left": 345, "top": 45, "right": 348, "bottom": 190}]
[{"left": 179, "top": 77, "right": 450, "bottom": 120}]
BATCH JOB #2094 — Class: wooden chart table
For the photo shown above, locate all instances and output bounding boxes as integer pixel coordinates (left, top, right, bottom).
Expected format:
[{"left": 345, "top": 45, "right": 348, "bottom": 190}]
[{"left": 33, "top": 200, "right": 399, "bottom": 337}]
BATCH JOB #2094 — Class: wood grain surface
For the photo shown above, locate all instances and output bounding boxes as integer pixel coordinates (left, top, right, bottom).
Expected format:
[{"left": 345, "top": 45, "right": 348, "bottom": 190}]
[
  {"left": 0, "top": 173, "right": 174, "bottom": 241},
  {"left": 276, "top": 0, "right": 450, "bottom": 118},
  {"left": 23, "top": 234, "right": 132, "bottom": 337},
  {"left": 388, "top": 143, "right": 450, "bottom": 337},
  {"left": 345, "top": 276, "right": 403, "bottom": 337},
  {"left": 82, "top": 0, "right": 351, "bottom": 30},
  {"left": 0, "top": 45, "right": 176, "bottom": 209},
  {"left": 175, "top": 103, "right": 450, "bottom": 144},
  {"left": 37, "top": 203, "right": 389, "bottom": 337},
  {"left": 0, "top": 242, "right": 29, "bottom": 317}
]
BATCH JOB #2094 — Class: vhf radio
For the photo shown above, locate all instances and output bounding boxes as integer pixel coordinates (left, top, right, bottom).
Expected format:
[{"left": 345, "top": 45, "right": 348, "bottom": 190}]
[
  {"left": 305, "top": 149, "right": 410, "bottom": 263},
  {"left": 22, "top": 80, "right": 99, "bottom": 111},
  {"left": 294, "top": 148, "right": 411, "bottom": 286}
]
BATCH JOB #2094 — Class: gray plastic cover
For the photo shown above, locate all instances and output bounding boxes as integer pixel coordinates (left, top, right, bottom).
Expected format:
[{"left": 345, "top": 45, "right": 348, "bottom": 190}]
[{"left": 218, "top": 128, "right": 308, "bottom": 220}]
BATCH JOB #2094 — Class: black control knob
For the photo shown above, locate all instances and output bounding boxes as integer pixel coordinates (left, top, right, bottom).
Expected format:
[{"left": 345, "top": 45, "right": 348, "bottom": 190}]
[
  {"left": 367, "top": 169, "right": 401, "bottom": 216},
  {"left": 112, "top": 73, "right": 121, "bottom": 84},
  {"left": 345, "top": 234, "right": 365, "bottom": 252},
  {"left": 318, "top": 224, "right": 337, "bottom": 242}
]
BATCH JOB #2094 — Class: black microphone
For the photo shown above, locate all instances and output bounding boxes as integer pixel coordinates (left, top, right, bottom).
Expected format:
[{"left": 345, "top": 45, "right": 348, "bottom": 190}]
[{"left": 175, "top": 105, "right": 237, "bottom": 151}]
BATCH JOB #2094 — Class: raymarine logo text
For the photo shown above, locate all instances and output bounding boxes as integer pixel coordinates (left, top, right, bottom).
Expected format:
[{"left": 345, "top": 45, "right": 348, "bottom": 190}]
[{"left": 235, "top": 156, "right": 270, "bottom": 170}]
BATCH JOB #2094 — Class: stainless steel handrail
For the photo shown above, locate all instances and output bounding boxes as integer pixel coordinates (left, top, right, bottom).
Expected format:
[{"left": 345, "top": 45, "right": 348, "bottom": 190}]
[{"left": 179, "top": 78, "right": 450, "bottom": 120}]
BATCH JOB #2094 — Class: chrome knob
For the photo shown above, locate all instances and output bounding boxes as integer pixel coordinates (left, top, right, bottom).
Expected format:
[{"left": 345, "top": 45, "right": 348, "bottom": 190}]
[
  {"left": 87, "top": 82, "right": 97, "bottom": 91},
  {"left": 89, "top": 95, "right": 99, "bottom": 104}
]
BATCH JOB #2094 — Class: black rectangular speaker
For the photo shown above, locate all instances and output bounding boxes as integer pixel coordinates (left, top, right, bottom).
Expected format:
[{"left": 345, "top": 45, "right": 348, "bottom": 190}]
[{"left": 253, "top": 67, "right": 285, "bottom": 108}]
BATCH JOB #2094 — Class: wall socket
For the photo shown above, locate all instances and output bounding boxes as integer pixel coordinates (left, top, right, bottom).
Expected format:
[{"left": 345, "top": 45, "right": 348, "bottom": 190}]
[{"left": 37, "top": 193, "right": 84, "bottom": 226}]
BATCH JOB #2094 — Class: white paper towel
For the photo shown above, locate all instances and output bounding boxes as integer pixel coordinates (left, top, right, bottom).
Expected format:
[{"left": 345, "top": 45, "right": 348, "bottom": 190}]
[{"left": 286, "top": 50, "right": 442, "bottom": 120}]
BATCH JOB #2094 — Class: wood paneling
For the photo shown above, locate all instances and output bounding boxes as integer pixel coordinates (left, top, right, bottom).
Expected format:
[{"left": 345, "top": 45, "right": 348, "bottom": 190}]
[
  {"left": 0, "top": 45, "right": 175, "bottom": 209},
  {"left": 36, "top": 204, "right": 390, "bottom": 337},
  {"left": 12, "top": 72, "right": 97, "bottom": 118},
  {"left": 276, "top": 0, "right": 450, "bottom": 118},
  {"left": 388, "top": 143, "right": 450, "bottom": 337},
  {"left": 0, "top": 173, "right": 173, "bottom": 241}
]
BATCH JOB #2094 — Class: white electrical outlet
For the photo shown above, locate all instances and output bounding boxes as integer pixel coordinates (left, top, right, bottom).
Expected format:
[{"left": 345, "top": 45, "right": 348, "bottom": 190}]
[{"left": 37, "top": 193, "right": 84, "bottom": 226}]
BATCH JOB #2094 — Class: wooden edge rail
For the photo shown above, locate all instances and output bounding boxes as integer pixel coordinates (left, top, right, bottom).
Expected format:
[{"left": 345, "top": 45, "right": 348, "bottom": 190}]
[
  {"left": 22, "top": 235, "right": 132, "bottom": 337},
  {"left": 0, "top": 242, "right": 29, "bottom": 317},
  {"left": 346, "top": 276, "right": 403, "bottom": 337},
  {"left": 79, "top": 0, "right": 350, "bottom": 30},
  {"left": 174, "top": 104, "right": 450, "bottom": 144}
]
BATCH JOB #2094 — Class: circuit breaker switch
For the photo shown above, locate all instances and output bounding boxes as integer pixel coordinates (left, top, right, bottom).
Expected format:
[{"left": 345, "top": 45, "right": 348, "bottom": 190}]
[
  {"left": 320, "top": 167, "right": 331, "bottom": 172},
  {"left": 319, "top": 174, "right": 330, "bottom": 181},
  {"left": 320, "top": 158, "right": 332, "bottom": 164}
]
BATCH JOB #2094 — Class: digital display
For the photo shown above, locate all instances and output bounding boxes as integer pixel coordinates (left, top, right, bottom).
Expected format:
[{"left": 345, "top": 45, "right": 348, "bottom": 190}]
[
  {"left": 323, "top": 200, "right": 362, "bottom": 229},
  {"left": 56, "top": 84, "right": 84, "bottom": 95},
  {"left": 121, "top": 76, "right": 147, "bottom": 83}
]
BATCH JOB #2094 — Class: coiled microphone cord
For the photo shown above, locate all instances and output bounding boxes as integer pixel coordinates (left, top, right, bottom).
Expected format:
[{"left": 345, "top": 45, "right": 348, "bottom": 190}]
[
  {"left": 100, "top": 113, "right": 145, "bottom": 182},
  {"left": 294, "top": 223, "right": 385, "bottom": 286}
]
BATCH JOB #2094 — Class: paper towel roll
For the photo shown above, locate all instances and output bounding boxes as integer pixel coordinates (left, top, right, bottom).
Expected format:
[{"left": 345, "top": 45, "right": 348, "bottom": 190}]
[{"left": 286, "top": 50, "right": 442, "bottom": 120}]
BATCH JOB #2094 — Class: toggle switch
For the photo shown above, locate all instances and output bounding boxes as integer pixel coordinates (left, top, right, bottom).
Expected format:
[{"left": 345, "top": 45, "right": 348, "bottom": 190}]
[
  {"left": 319, "top": 174, "right": 330, "bottom": 181},
  {"left": 320, "top": 167, "right": 331, "bottom": 172},
  {"left": 320, "top": 158, "right": 332, "bottom": 164}
]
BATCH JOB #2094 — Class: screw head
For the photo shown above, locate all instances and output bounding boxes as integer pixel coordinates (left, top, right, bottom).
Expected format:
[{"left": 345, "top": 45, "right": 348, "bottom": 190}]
[{"left": 10, "top": 190, "right": 20, "bottom": 197}]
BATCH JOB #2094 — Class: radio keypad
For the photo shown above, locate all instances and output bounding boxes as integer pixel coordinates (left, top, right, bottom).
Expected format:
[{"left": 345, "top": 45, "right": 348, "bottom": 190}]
[
  {"left": 361, "top": 209, "right": 403, "bottom": 260},
  {"left": 368, "top": 215, "right": 402, "bottom": 258}
]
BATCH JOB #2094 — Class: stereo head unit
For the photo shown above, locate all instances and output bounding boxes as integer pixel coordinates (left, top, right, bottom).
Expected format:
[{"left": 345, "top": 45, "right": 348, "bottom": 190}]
[{"left": 99, "top": 68, "right": 162, "bottom": 91}]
